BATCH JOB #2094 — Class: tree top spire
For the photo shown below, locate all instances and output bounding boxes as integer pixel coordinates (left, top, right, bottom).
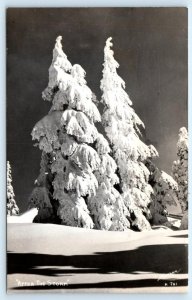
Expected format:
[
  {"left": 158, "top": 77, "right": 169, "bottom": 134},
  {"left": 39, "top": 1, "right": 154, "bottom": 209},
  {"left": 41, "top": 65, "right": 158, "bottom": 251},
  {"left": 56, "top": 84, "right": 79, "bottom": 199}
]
[
  {"left": 179, "top": 127, "right": 188, "bottom": 138},
  {"left": 106, "top": 37, "right": 113, "bottom": 48},
  {"left": 52, "top": 35, "right": 69, "bottom": 63},
  {"left": 105, "top": 37, "right": 114, "bottom": 57},
  {"left": 55, "top": 36, "right": 63, "bottom": 49}
]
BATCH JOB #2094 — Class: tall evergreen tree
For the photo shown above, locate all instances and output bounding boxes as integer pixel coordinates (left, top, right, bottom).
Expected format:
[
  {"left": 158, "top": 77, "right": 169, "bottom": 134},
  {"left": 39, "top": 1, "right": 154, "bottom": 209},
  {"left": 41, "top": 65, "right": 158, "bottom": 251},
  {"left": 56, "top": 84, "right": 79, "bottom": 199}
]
[
  {"left": 7, "top": 161, "right": 19, "bottom": 216},
  {"left": 172, "top": 127, "right": 188, "bottom": 229},
  {"left": 30, "top": 36, "right": 128, "bottom": 230},
  {"left": 100, "top": 37, "right": 157, "bottom": 231}
]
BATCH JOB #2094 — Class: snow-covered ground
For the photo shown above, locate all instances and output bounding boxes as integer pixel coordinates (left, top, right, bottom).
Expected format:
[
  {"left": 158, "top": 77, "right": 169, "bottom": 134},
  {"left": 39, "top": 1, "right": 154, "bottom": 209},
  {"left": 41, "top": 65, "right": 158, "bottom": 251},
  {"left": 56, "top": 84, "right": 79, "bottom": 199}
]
[
  {"left": 7, "top": 223, "right": 188, "bottom": 293},
  {"left": 7, "top": 208, "right": 38, "bottom": 223}
]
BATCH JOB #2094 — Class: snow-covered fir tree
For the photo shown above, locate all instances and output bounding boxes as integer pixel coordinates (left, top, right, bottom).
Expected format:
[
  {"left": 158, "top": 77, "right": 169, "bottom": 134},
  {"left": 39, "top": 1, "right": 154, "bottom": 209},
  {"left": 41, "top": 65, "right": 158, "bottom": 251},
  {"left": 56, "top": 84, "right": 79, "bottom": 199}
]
[
  {"left": 146, "top": 158, "right": 178, "bottom": 226},
  {"left": 172, "top": 127, "right": 188, "bottom": 229},
  {"left": 30, "top": 36, "right": 128, "bottom": 230},
  {"left": 100, "top": 37, "right": 158, "bottom": 231},
  {"left": 7, "top": 161, "right": 19, "bottom": 216}
]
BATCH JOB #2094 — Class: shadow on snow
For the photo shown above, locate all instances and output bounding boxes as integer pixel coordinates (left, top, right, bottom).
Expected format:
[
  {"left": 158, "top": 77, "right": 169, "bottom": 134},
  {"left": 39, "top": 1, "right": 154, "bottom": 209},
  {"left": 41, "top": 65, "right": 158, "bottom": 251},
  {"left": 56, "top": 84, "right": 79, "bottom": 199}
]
[{"left": 7, "top": 241, "right": 188, "bottom": 289}]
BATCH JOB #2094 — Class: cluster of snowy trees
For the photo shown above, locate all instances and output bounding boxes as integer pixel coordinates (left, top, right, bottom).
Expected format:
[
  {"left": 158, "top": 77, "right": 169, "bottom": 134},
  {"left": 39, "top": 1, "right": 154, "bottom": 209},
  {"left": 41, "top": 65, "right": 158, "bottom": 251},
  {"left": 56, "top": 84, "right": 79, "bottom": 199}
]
[
  {"left": 8, "top": 36, "right": 187, "bottom": 231},
  {"left": 29, "top": 36, "right": 129, "bottom": 230}
]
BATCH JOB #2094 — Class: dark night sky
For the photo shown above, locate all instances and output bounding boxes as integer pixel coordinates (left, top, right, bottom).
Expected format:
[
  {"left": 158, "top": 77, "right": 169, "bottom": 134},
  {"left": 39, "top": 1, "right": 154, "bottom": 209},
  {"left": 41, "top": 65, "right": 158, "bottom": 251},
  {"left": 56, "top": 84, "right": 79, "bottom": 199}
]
[{"left": 7, "top": 8, "right": 187, "bottom": 212}]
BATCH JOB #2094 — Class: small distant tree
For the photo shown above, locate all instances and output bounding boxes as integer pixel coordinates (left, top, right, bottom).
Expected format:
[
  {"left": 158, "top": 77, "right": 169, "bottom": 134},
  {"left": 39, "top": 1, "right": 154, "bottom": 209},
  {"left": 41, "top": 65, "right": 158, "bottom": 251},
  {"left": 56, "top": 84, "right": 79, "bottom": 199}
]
[
  {"left": 172, "top": 127, "right": 188, "bottom": 229},
  {"left": 100, "top": 37, "right": 158, "bottom": 231},
  {"left": 30, "top": 36, "right": 129, "bottom": 230},
  {"left": 146, "top": 158, "right": 178, "bottom": 226},
  {"left": 7, "top": 161, "right": 19, "bottom": 216}
]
